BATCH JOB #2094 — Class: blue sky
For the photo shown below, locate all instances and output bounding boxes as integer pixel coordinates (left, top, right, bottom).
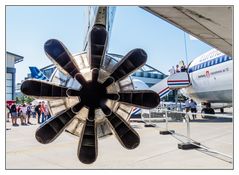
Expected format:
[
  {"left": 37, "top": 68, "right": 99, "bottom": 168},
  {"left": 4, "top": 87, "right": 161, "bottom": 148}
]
[{"left": 6, "top": 6, "right": 212, "bottom": 83}]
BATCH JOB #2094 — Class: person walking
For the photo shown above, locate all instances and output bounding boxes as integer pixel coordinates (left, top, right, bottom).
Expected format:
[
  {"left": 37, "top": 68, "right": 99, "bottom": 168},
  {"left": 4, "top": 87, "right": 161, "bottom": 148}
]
[{"left": 190, "top": 99, "right": 197, "bottom": 120}]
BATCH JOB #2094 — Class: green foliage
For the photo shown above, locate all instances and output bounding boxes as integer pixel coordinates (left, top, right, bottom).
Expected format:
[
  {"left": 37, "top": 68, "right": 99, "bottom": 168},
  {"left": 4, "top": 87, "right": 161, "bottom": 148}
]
[
  {"left": 16, "top": 97, "right": 20, "bottom": 104},
  {"left": 16, "top": 95, "right": 34, "bottom": 104},
  {"left": 25, "top": 96, "right": 34, "bottom": 103}
]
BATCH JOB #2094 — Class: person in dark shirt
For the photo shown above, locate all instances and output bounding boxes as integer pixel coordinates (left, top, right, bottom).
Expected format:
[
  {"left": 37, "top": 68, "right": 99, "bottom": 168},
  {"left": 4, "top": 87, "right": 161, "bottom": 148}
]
[
  {"left": 35, "top": 102, "right": 41, "bottom": 124},
  {"left": 26, "top": 103, "right": 32, "bottom": 125},
  {"left": 10, "top": 103, "right": 18, "bottom": 126}
]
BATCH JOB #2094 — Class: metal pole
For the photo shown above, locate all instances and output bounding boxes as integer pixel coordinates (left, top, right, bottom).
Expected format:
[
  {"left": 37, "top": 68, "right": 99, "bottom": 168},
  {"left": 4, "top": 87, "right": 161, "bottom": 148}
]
[
  {"left": 175, "top": 90, "right": 178, "bottom": 110},
  {"left": 183, "top": 32, "right": 189, "bottom": 65},
  {"left": 149, "top": 109, "right": 151, "bottom": 124},
  {"left": 165, "top": 110, "right": 168, "bottom": 131},
  {"left": 186, "top": 113, "right": 191, "bottom": 143}
]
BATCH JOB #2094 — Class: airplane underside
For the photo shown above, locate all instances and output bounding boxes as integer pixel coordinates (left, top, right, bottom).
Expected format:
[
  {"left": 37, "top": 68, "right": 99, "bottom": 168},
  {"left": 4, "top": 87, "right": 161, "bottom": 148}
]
[{"left": 186, "top": 89, "right": 232, "bottom": 104}]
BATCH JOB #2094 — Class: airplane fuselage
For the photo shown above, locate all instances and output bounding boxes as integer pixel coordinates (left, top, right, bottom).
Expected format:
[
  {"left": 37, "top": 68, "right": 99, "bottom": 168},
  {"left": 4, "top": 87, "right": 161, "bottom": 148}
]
[{"left": 180, "top": 49, "right": 233, "bottom": 105}]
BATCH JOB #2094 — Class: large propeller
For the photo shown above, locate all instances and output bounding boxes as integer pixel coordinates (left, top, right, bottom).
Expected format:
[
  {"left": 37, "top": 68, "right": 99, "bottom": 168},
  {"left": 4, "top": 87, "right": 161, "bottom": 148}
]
[{"left": 21, "top": 24, "right": 160, "bottom": 164}]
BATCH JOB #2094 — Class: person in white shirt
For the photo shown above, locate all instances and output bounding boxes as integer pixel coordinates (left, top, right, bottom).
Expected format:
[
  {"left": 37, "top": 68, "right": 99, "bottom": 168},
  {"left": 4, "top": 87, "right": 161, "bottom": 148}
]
[
  {"left": 175, "top": 64, "right": 180, "bottom": 73},
  {"left": 169, "top": 66, "right": 175, "bottom": 75},
  {"left": 190, "top": 99, "right": 197, "bottom": 120},
  {"left": 20, "top": 104, "right": 28, "bottom": 125},
  {"left": 185, "top": 99, "right": 190, "bottom": 112}
]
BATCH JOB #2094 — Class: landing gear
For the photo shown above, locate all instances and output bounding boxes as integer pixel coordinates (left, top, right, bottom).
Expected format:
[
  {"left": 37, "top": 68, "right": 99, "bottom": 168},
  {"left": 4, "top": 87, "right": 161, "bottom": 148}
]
[
  {"left": 220, "top": 108, "right": 224, "bottom": 113},
  {"left": 201, "top": 103, "right": 215, "bottom": 118}
]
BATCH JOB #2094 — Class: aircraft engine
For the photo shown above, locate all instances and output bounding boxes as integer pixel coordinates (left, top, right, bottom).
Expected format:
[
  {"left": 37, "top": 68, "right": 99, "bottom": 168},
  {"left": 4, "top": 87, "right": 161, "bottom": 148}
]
[{"left": 21, "top": 24, "right": 160, "bottom": 164}]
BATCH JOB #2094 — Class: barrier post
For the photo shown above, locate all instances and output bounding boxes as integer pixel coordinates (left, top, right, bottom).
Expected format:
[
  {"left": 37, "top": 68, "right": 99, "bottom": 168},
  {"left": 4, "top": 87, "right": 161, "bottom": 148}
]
[
  {"left": 178, "top": 112, "right": 200, "bottom": 150},
  {"left": 186, "top": 113, "right": 191, "bottom": 142},
  {"left": 159, "top": 110, "right": 175, "bottom": 135},
  {"left": 144, "top": 109, "right": 156, "bottom": 127}
]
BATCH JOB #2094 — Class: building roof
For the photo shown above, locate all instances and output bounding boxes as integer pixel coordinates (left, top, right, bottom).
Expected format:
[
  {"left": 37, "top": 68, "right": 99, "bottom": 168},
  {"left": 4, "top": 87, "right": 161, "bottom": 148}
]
[{"left": 6, "top": 51, "right": 24, "bottom": 64}]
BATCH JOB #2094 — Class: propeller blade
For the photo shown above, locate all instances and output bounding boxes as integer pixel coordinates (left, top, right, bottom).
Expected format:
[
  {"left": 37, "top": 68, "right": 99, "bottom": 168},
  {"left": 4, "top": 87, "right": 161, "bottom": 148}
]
[
  {"left": 118, "top": 90, "right": 160, "bottom": 109},
  {"left": 77, "top": 109, "right": 97, "bottom": 164},
  {"left": 71, "top": 101, "right": 84, "bottom": 114},
  {"left": 106, "top": 112, "right": 140, "bottom": 149},
  {"left": 21, "top": 80, "right": 80, "bottom": 99},
  {"left": 35, "top": 108, "right": 76, "bottom": 144},
  {"left": 92, "top": 68, "right": 99, "bottom": 82},
  {"left": 89, "top": 25, "right": 108, "bottom": 70},
  {"left": 102, "top": 77, "right": 114, "bottom": 88},
  {"left": 44, "top": 39, "right": 87, "bottom": 85},
  {"left": 105, "top": 93, "right": 120, "bottom": 101},
  {"left": 99, "top": 102, "right": 112, "bottom": 116},
  {"left": 107, "top": 49, "right": 147, "bottom": 84}
]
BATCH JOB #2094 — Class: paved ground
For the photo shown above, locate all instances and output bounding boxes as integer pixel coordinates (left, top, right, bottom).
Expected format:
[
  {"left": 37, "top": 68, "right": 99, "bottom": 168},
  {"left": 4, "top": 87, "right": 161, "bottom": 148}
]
[{"left": 6, "top": 116, "right": 233, "bottom": 169}]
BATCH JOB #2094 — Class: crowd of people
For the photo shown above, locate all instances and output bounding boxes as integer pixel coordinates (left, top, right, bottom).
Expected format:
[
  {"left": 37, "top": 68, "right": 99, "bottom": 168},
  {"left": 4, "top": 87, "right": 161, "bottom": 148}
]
[{"left": 6, "top": 101, "right": 51, "bottom": 127}]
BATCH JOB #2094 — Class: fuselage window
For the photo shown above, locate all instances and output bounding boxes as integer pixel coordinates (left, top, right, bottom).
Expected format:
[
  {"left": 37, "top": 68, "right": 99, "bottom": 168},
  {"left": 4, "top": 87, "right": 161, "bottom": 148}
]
[
  {"left": 224, "top": 56, "right": 228, "bottom": 61},
  {"left": 219, "top": 57, "right": 223, "bottom": 63},
  {"left": 207, "top": 61, "right": 210, "bottom": 67},
  {"left": 211, "top": 59, "right": 214, "bottom": 66}
]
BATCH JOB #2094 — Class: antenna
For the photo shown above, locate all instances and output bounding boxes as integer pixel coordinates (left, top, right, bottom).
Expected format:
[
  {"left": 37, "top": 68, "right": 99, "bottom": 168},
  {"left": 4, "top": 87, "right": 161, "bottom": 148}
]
[{"left": 183, "top": 32, "right": 188, "bottom": 65}]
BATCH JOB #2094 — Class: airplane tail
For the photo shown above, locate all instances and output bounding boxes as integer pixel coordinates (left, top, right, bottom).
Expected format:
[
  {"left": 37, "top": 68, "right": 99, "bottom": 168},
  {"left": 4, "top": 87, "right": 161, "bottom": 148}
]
[{"left": 29, "top": 66, "right": 48, "bottom": 80}]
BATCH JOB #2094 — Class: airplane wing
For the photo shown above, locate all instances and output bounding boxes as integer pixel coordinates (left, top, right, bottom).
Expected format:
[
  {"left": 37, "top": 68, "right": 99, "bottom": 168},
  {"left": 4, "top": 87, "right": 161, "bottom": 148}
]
[{"left": 143, "top": 6, "right": 232, "bottom": 56}]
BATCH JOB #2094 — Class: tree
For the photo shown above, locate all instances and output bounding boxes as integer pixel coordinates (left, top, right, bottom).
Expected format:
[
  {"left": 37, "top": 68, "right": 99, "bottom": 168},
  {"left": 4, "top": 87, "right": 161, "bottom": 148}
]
[
  {"left": 16, "top": 97, "right": 20, "bottom": 104},
  {"left": 25, "top": 96, "right": 34, "bottom": 104},
  {"left": 16, "top": 95, "right": 34, "bottom": 104}
]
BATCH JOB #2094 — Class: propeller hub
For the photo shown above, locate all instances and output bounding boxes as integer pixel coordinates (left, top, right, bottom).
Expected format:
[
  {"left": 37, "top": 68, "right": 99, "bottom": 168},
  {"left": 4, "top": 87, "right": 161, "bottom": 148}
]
[{"left": 80, "top": 81, "right": 107, "bottom": 109}]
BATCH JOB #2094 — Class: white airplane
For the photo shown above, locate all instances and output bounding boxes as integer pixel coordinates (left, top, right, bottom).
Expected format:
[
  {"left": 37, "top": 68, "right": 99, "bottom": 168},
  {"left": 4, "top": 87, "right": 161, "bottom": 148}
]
[
  {"left": 180, "top": 49, "right": 233, "bottom": 114},
  {"left": 149, "top": 48, "right": 233, "bottom": 115}
]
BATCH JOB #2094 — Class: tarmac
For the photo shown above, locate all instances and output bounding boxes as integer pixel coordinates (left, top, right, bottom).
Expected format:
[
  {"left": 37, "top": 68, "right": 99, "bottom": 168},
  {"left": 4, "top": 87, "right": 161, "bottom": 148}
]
[{"left": 6, "top": 114, "right": 233, "bottom": 169}]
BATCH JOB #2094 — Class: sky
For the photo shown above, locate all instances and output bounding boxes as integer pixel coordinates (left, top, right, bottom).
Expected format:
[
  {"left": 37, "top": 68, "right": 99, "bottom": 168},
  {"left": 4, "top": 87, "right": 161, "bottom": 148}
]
[{"left": 6, "top": 6, "right": 213, "bottom": 83}]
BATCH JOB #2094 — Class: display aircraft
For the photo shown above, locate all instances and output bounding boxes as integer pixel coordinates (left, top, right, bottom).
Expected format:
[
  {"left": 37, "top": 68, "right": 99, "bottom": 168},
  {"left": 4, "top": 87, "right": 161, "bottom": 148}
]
[{"left": 180, "top": 49, "right": 232, "bottom": 114}]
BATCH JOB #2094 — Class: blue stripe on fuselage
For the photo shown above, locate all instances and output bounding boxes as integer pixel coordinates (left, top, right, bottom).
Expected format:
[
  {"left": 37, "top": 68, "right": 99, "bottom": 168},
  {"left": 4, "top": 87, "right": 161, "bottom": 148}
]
[{"left": 188, "top": 55, "right": 232, "bottom": 74}]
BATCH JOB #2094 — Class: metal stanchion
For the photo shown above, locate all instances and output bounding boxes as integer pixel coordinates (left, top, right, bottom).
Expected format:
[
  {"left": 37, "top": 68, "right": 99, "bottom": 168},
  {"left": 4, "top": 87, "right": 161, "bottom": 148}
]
[
  {"left": 178, "top": 113, "right": 200, "bottom": 149},
  {"left": 144, "top": 109, "right": 156, "bottom": 127},
  {"left": 159, "top": 110, "right": 175, "bottom": 135}
]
